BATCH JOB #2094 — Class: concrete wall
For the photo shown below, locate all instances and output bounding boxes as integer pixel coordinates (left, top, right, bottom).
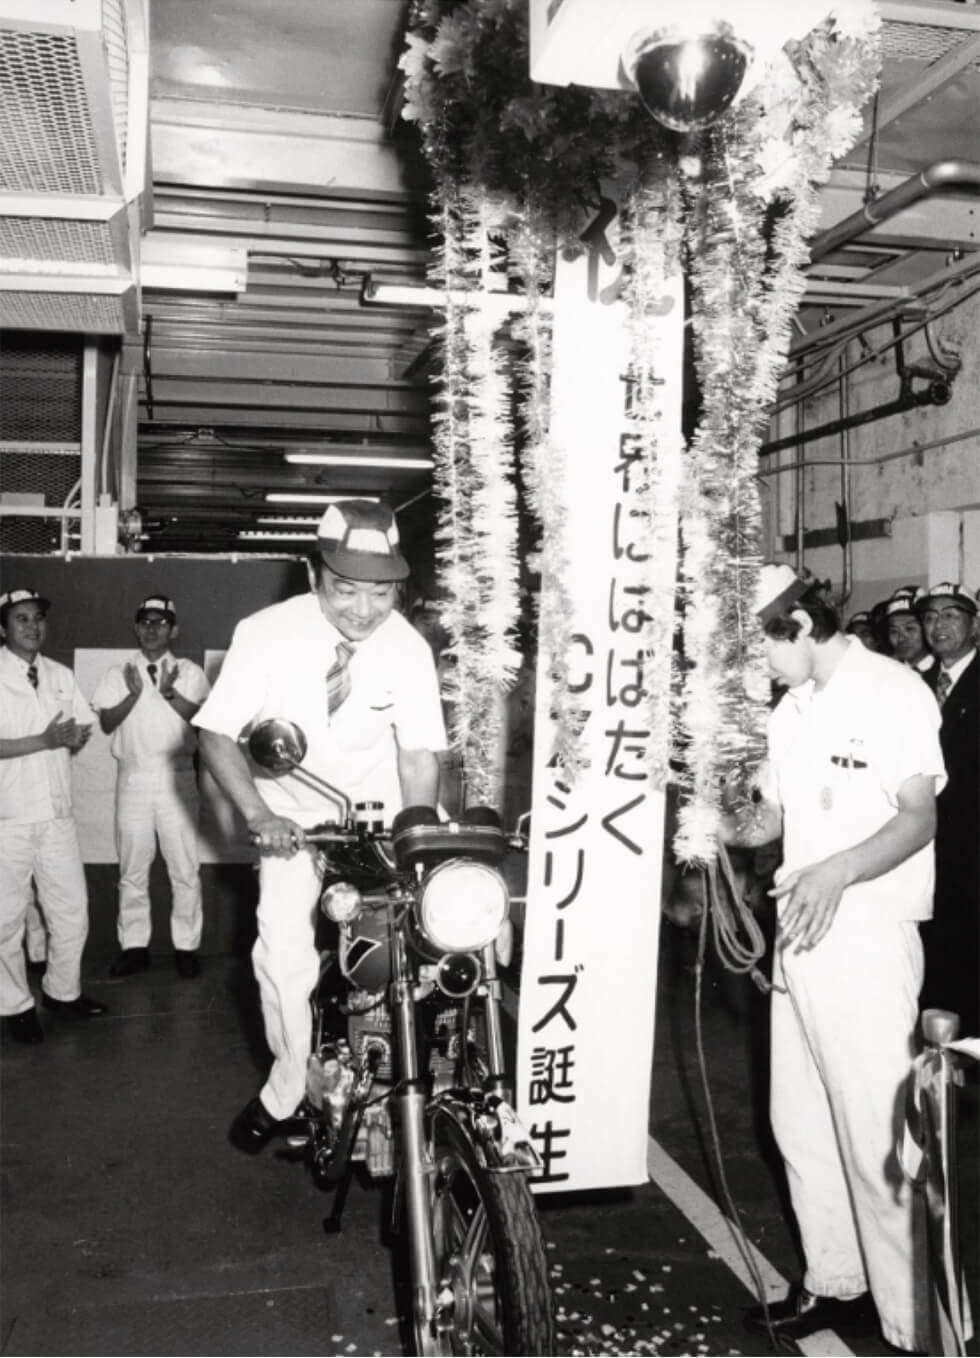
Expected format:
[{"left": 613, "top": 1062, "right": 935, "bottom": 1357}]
[{"left": 761, "top": 283, "right": 980, "bottom": 616}]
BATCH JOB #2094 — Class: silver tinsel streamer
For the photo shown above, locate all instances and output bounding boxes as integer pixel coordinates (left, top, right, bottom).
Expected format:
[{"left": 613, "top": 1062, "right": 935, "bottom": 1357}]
[
  {"left": 619, "top": 174, "right": 686, "bottom": 791},
  {"left": 429, "top": 189, "right": 522, "bottom": 807},
  {"left": 509, "top": 216, "right": 591, "bottom": 780}
]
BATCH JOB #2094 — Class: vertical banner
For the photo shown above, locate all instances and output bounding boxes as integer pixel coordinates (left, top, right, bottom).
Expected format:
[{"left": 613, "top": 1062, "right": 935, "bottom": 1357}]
[{"left": 516, "top": 239, "right": 684, "bottom": 1193}]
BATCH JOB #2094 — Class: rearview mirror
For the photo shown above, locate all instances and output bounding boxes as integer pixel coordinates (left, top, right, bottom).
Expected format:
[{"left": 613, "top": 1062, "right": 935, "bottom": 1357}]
[{"left": 245, "top": 719, "right": 308, "bottom": 774}]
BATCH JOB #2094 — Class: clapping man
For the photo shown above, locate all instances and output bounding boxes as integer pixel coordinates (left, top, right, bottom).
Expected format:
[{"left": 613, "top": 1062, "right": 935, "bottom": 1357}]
[
  {"left": 0, "top": 588, "right": 107, "bottom": 1043},
  {"left": 92, "top": 596, "right": 210, "bottom": 979}
]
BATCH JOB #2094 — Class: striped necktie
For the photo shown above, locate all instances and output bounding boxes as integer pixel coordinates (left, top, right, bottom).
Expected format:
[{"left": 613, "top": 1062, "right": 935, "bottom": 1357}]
[
  {"left": 147, "top": 663, "right": 158, "bottom": 686},
  {"left": 935, "top": 668, "right": 952, "bottom": 708},
  {"left": 326, "top": 642, "right": 354, "bottom": 716},
  {"left": 27, "top": 663, "right": 38, "bottom": 689}
]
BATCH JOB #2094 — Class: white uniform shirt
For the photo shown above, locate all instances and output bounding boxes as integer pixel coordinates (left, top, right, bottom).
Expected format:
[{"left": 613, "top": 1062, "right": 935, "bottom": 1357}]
[
  {"left": 769, "top": 636, "right": 946, "bottom": 923},
  {"left": 91, "top": 650, "right": 210, "bottom": 769},
  {"left": 192, "top": 594, "right": 447, "bottom": 824},
  {"left": 0, "top": 648, "right": 94, "bottom": 824}
]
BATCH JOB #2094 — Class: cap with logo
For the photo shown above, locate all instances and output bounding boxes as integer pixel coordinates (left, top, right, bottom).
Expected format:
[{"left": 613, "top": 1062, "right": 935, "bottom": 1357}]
[
  {"left": 916, "top": 581, "right": 978, "bottom": 617},
  {"left": 755, "top": 563, "right": 809, "bottom": 625},
  {"left": 0, "top": 587, "right": 51, "bottom": 623},
  {"left": 845, "top": 611, "right": 871, "bottom": 630},
  {"left": 135, "top": 595, "right": 177, "bottom": 624},
  {"left": 885, "top": 586, "right": 925, "bottom": 620},
  {"left": 316, "top": 500, "right": 409, "bottom": 583}
]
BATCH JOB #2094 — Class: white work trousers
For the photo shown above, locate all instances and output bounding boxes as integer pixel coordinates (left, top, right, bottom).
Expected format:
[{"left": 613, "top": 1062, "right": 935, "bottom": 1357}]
[
  {"left": 771, "top": 913, "right": 924, "bottom": 1352},
  {"left": 115, "top": 766, "right": 202, "bottom": 950},
  {"left": 25, "top": 896, "right": 47, "bottom": 963},
  {"left": 0, "top": 819, "right": 88, "bottom": 1015},
  {"left": 252, "top": 849, "right": 323, "bottom": 1119}
]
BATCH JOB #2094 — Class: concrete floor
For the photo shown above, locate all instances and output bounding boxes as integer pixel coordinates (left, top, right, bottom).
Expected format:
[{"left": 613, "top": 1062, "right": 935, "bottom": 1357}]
[{"left": 1, "top": 867, "right": 977, "bottom": 1357}]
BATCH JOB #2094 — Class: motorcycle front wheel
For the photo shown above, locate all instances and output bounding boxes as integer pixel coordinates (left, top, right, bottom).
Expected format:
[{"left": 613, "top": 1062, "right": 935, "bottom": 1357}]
[{"left": 419, "top": 1111, "right": 555, "bottom": 1356}]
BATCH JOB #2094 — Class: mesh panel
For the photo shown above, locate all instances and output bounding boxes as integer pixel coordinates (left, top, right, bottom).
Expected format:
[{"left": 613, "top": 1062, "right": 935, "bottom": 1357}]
[
  {"left": 0, "top": 336, "right": 82, "bottom": 441},
  {"left": 102, "top": 0, "right": 130, "bottom": 176},
  {"left": 0, "top": 514, "right": 80, "bottom": 554},
  {"left": 0, "top": 291, "right": 126, "bottom": 332},
  {"left": 0, "top": 216, "right": 118, "bottom": 268},
  {"left": 2, "top": 451, "right": 81, "bottom": 501},
  {"left": 0, "top": 338, "right": 82, "bottom": 555},
  {"left": 881, "top": 20, "right": 979, "bottom": 64},
  {"left": 0, "top": 30, "right": 103, "bottom": 194}
]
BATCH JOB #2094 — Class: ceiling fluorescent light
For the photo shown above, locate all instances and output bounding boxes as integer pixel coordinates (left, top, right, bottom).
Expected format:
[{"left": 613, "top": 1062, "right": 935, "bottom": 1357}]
[
  {"left": 255, "top": 515, "right": 322, "bottom": 526},
  {"left": 283, "top": 453, "right": 433, "bottom": 470},
  {"left": 361, "top": 274, "right": 549, "bottom": 316},
  {"left": 265, "top": 492, "right": 387, "bottom": 505},
  {"left": 238, "top": 530, "right": 317, "bottom": 541},
  {"left": 361, "top": 276, "right": 442, "bottom": 308}
]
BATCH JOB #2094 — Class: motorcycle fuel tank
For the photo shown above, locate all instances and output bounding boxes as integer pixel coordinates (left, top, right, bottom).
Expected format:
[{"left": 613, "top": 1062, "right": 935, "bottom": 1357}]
[{"left": 339, "top": 909, "right": 392, "bottom": 992}]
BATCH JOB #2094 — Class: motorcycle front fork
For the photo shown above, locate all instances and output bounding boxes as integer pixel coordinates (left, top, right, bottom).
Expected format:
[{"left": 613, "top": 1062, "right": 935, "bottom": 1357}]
[
  {"left": 391, "top": 933, "right": 445, "bottom": 1347},
  {"left": 394, "top": 938, "right": 514, "bottom": 1347}
]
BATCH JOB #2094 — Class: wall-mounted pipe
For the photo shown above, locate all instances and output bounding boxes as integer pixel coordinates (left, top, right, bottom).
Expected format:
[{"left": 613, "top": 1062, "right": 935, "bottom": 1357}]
[
  {"left": 809, "top": 159, "right": 980, "bottom": 264},
  {"left": 760, "top": 378, "right": 952, "bottom": 457}
]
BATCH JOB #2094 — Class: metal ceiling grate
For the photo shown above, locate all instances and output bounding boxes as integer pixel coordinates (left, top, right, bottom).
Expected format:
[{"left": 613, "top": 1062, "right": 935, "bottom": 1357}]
[
  {"left": 0, "top": 291, "right": 127, "bottom": 332},
  {"left": 101, "top": 0, "right": 130, "bottom": 176},
  {"left": 0, "top": 30, "right": 104, "bottom": 194},
  {"left": 881, "top": 19, "right": 980, "bottom": 64},
  {"left": 0, "top": 217, "right": 118, "bottom": 269}
]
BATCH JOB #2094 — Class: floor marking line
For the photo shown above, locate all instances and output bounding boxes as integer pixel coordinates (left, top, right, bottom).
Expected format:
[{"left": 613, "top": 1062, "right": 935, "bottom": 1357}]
[{"left": 646, "top": 1134, "right": 856, "bottom": 1358}]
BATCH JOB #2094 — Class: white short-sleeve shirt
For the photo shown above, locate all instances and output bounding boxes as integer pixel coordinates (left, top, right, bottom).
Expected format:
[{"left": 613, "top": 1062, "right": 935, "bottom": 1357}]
[
  {"left": 192, "top": 594, "right": 447, "bottom": 824},
  {"left": 91, "top": 650, "right": 210, "bottom": 769},
  {"left": 769, "top": 637, "right": 947, "bottom": 923},
  {"left": 0, "top": 648, "right": 95, "bottom": 823}
]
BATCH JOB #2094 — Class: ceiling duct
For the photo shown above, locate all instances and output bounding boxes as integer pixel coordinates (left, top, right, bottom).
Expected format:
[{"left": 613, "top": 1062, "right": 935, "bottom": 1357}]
[
  {"left": 809, "top": 159, "right": 980, "bottom": 264},
  {"left": 0, "top": 0, "right": 149, "bottom": 335}
]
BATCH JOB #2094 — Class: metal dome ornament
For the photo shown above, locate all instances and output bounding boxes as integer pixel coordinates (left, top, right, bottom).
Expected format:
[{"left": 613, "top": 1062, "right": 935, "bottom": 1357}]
[{"left": 624, "top": 23, "right": 753, "bottom": 132}]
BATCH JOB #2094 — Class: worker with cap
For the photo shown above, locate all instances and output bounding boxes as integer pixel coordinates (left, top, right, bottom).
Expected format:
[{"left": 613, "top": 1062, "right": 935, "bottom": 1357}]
[
  {"left": 885, "top": 585, "right": 937, "bottom": 680},
  {"left": 916, "top": 581, "right": 979, "bottom": 1032},
  {"left": 723, "top": 562, "right": 944, "bottom": 1353},
  {"left": 843, "top": 609, "right": 876, "bottom": 649},
  {"left": 0, "top": 587, "right": 107, "bottom": 1043},
  {"left": 193, "top": 499, "right": 446, "bottom": 1154},
  {"left": 92, "top": 596, "right": 211, "bottom": 979}
]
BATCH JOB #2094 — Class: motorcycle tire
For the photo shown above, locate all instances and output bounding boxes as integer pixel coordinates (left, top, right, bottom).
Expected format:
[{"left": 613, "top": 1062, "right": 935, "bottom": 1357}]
[{"left": 419, "top": 1110, "right": 555, "bottom": 1356}]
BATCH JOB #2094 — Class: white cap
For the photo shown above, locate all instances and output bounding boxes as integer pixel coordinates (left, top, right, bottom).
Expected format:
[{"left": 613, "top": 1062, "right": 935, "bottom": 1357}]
[{"left": 755, "top": 563, "right": 808, "bottom": 624}]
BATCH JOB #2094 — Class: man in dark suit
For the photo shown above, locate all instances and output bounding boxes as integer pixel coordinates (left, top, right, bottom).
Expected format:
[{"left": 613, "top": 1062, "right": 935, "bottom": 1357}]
[{"left": 917, "top": 581, "right": 979, "bottom": 1034}]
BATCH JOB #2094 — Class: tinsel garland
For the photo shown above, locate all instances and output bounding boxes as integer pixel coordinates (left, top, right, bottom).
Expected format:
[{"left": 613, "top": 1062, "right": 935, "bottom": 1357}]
[
  {"left": 428, "top": 188, "right": 523, "bottom": 805},
  {"left": 674, "top": 124, "right": 772, "bottom": 864},
  {"left": 509, "top": 216, "right": 591, "bottom": 779},
  {"left": 673, "top": 9, "right": 881, "bottom": 864},
  {"left": 401, "top": 0, "right": 880, "bottom": 849},
  {"left": 619, "top": 172, "right": 686, "bottom": 791}
]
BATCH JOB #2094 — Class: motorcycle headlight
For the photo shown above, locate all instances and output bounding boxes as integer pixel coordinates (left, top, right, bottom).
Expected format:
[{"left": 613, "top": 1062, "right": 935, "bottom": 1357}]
[
  {"left": 321, "top": 881, "right": 363, "bottom": 923},
  {"left": 418, "top": 860, "right": 508, "bottom": 953}
]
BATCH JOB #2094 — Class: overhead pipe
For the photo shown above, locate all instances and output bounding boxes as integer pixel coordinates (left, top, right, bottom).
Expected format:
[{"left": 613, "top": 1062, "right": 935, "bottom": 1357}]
[
  {"left": 760, "top": 361, "right": 953, "bottom": 458},
  {"left": 809, "top": 159, "right": 980, "bottom": 263}
]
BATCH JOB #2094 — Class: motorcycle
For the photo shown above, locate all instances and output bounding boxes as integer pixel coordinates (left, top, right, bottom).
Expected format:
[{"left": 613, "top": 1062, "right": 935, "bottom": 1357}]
[{"left": 245, "top": 720, "right": 556, "bottom": 1357}]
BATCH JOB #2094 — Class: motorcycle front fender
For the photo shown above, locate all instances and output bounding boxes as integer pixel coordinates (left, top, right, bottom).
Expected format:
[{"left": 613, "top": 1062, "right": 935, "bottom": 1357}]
[{"left": 426, "top": 1090, "right": 542, "bottom": 1174}]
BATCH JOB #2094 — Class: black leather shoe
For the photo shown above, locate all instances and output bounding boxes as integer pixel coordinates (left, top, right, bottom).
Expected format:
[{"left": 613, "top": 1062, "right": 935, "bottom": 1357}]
[
  {"left": 109, "top": 947, "right": 149, "bottom": 977},
  {"left": 42, "top": 992, "right": 109, "bottom": 1018},
  {"left": 228, "top": 1096, "right": 280, "bottom": 1155},
  {"left": 4, "top": 1009, "right": 44, "bottom": 1044},
  {"left": 175, "top": 950, "right": 200, "bottom": 979},
  {"left": 745, "top": 1284, "right": 877, "bottom": 1339}
]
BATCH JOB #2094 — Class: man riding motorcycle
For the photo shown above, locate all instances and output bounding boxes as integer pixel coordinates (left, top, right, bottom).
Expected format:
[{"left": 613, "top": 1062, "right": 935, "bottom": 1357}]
[{"left": 194, "top": 500, "right": 447, "bottom": 1152}]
